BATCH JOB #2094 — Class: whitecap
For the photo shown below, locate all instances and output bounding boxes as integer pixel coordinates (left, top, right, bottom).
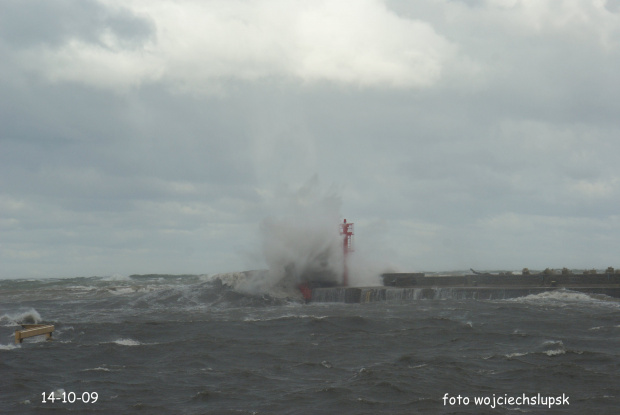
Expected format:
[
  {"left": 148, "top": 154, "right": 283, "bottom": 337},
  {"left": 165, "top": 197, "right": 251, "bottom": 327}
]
[
  {"left": 0, "top": 308, "right": 42, "bottom": 326},
  {"left": 544, "top": 349, "right": 566, "bottom": 356},
  {"left": 0, "top": 343, "right": 21, "bottom": 350},
  {"left": 112, "top": 338, "right": 142, "bottom": 346},
  {"left": 243, "top": 314, "right": 326, "bottom": 322},
  {"left": 83, "top": 367, "right": 111, "bottom": 372},
  {"left": 101, "top": 274, "right": 131, "bottom": 281},
  {"left": 106, "top": 287, "right": 139, "bottom": 296},
  {"left": 64, "top": 285, "right": 99, "bottom": 297},
  {"left": 505, "top": 352, "right": 528, "bottom": 358},
  {"left": 506, "top": 290, "right": 618, "bottom": 307},
  {"left": 540, "top": 340, "right": 566, "bottom": 356}
]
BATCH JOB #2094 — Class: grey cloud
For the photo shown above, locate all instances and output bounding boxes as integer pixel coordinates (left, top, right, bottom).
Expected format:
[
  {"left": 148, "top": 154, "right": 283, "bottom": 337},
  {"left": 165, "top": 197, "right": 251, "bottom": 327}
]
[
  {"left": 2, "top": 0, "right": 620, "bottom": 277},
  {"left": 0, "top": 0, "right": 154, "bottom": 49},
  {"left": 605, "top": 0, "right": 620, "bottom": 13}
]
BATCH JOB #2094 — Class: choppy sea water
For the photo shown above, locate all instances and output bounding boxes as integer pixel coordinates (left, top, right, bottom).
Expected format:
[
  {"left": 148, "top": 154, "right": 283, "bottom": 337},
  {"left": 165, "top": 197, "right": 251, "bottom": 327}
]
[{"left": 1, "top": 274, "right": 618, "bottom": 414}]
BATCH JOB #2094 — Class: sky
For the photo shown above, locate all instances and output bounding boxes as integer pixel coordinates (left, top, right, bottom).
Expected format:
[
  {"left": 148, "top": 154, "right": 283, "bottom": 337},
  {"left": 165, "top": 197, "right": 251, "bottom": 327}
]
[{"left": 2, "top": 0, "right": 620, "bottom": 279}]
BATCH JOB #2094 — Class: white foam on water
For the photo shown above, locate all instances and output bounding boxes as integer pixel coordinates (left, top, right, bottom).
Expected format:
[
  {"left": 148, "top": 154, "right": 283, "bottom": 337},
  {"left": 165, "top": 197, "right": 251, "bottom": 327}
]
[
  {"left": 0, "top": 308, "right": 42, "bottom": 326},
  {"left": 30, "top": 334, "right": 51, "bottom": 343},
  {"left": 106, "top": 285, "right": 160, "bottom": 296},
  {"left": 544, "top": 349, "right": 566, "bottom": 356},
  {"left": 242, "top": 314, "right": 326, "bottom": 322},
  {"left": 66, "top": 285, "right": 99, "bottom": 294},
  {"left": 498, "top": 340, "right": 568, "bottom": 359},
  {"left": 503, "top": 407, "right": 533, "bottom": 412},
  {"left": 106, "top": 287, "right": 138, "bottom": 295},
  {"left": 540, "top": 340, "right": 567, "bottom": 356},
  {"left": 101, "top": 274, "right": 131, "bottom": 281},
  {"left": 505, "top": 352, "right": 528, "bottom": 358},
  {"left": 112, "top": 338, "right": 142, "bottom": 346},
  {"left": 506, "top": 289, "right": 618, "bottom": 307},
  {"left": 83, "top": 367, "right": 111, "bottom": 372},
  {"left": 208, "top": 272, "right": 251, "bottom": 290},
  {"left": 0, "top": 343, "right": 21, "bottom": 350}
]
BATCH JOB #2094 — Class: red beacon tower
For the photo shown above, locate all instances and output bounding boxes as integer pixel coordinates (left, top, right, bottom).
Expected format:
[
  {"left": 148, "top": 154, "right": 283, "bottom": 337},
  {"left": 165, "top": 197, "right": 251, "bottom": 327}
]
[{"left": 340, "top": 219, "right": 354, "bottom": 286}]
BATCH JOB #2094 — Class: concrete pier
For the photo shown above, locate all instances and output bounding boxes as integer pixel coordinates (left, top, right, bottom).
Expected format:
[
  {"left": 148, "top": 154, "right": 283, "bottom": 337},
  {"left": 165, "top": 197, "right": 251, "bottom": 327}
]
[
  {"left": 310, "top": 273, "right": 620, "bottom": 303},
  {"left": 311, "top": 286, "right": 620, "bottom": 303}
]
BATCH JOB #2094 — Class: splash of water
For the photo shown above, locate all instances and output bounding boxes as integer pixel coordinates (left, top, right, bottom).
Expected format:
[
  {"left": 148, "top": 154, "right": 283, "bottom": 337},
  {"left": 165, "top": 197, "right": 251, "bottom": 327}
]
[
  {"left": 0, "top": 308, "right": 42, "bottom": 326},
  {"left": 227, "top": 179, "right": 392, "bottom": 295},
  {"left": 259, "top": 179, "right": 344, "bottom": 291}
]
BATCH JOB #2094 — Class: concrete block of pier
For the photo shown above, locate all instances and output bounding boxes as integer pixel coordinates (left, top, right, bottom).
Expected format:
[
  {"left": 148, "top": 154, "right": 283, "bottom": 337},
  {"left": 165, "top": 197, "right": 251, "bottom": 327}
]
[
  {"left": 311, "top": 286, "right": 620, "bottom": 303},
  {"left": 381, "top": 272, "right": 620, "bottom": 288},
  {"left": 310, "top": 272, "right": 620, "bottom": 303}
]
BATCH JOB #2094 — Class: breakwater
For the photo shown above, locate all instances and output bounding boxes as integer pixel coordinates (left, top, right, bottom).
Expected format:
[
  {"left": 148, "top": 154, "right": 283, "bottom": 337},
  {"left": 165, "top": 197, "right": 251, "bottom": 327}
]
[{"left": 310, "top": 272, "right": 620, "bottom": 303}]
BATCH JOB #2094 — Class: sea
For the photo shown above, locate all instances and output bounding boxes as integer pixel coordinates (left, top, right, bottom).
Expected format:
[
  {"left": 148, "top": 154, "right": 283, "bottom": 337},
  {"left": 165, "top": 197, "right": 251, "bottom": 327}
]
[{"left": 1, "top": 273, "right": 618, "bottom": 414}]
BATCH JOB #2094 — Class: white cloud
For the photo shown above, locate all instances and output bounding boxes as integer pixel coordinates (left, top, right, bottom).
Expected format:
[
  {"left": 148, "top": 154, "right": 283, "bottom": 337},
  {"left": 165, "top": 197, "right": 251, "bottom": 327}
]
[{"left": 12, "top": 0, "right": 456, "bottom": 91}]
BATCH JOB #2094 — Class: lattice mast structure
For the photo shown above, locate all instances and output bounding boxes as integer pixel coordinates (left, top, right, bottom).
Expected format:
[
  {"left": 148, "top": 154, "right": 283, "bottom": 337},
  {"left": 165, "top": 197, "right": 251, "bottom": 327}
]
[{"left": 340, "top": 219, "right": 354, "bottom": 286}]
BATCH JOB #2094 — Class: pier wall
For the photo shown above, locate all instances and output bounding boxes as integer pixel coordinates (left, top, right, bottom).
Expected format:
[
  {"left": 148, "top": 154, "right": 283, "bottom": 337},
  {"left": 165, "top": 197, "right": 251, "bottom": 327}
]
[
  {"left": 310, "top": 286, "right": 620, "bottom": 303},
  {"left": 381, "top": 273, "right": 620, "bottom": 287}
]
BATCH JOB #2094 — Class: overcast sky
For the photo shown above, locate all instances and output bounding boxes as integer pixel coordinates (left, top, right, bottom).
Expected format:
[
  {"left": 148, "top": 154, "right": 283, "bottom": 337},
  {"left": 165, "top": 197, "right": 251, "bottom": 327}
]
[{"left": 2, "top": 0, "right": 620, "bottom": 279}]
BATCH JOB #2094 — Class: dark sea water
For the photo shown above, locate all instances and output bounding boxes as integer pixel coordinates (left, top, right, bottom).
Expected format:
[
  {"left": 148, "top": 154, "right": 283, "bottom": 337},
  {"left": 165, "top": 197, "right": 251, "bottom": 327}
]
[{"left": 1, "top": 274, "right": 618, "bottom": 414}]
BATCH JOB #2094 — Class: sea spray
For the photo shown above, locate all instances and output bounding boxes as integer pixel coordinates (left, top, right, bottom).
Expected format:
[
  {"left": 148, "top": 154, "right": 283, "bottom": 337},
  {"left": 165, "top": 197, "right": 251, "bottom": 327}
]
[
  {"left": 216, "top": 179, "right": 392, "bottom": 295},
  {"left": 254, "top": 179, "right": 345, "bottom": 293},
  {"left": 238, "top": 178, "right": 396, "bottom": 294},
  {"left": 0, "top": 308, "right": 42, "bottom": 326}
]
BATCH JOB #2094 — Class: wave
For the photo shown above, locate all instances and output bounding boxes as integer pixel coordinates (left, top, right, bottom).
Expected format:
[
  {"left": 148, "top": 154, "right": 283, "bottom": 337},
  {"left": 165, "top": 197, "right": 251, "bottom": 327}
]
[
  {"left": 504, "top": 289, "right": 619, "bottom": 307},
  {"left": 1, "top": 273, "right": 304, "bottom": 316},
  {"left": 242, "top": 314, "right": 326, "bottom": 322},
  {"left": 106, "top": 286, "right": 158, "bottom": 296},
  {"left": 0, "top": 343, "right": 21, "bottom": 350},
  {"left": 0, "top": 308, "right": 42, "bottom": 326},
  {"left": 82, "top": 365, "right": 124, "bottom": 372},
  {"left": 100, "top": 274, "right": 132, "bottom": 282},
  {"left": 489, "top": 340, "right": 587, "bottom": 360},
  {"left": 540, "top": 340, "right": 567, "bottom": 356},
  {"left": 205, "top": 271, "right": 302, "bottom": 299},
  {"left": 112, "top": 338, "right": 144, "bottom": 346}
]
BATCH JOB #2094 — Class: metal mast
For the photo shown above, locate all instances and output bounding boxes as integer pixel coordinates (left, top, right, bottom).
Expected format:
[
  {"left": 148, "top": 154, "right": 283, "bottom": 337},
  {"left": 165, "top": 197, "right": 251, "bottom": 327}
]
[{"left": 340, "top": 219, "right": 354, "bottom": 286}]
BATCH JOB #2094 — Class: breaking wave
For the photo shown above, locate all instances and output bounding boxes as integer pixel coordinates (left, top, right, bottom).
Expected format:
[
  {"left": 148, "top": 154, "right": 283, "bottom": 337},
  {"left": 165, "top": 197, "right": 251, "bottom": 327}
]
[
  {"left": 0, "top": 308, "right": 42, "bottom": 326},
  {"left": 487, "top": 340, "right": 577, "bottom": 360},
  {"left": 504, "top": 289, "right": 619, "bottom": 307},
  {"left": 0, "top": 343, "right": 20, "bottom": 351},
  {"left": 112, "top": 338, "right": 143, "bottom": 346}
]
